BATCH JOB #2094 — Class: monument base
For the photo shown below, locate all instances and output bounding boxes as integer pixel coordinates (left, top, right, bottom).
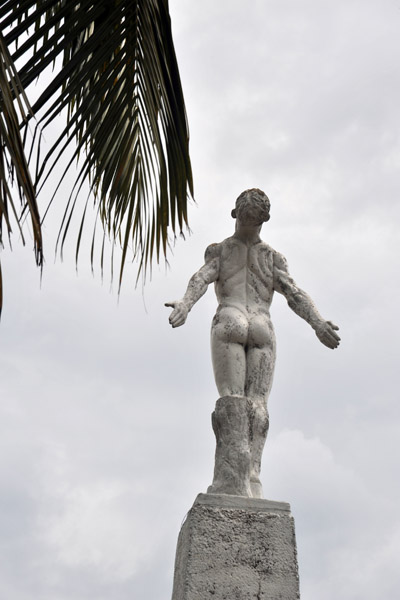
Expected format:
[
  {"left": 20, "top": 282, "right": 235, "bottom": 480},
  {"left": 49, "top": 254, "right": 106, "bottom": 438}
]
[{"left": 171, "top": 493, "right": 300, "bottom": 600}]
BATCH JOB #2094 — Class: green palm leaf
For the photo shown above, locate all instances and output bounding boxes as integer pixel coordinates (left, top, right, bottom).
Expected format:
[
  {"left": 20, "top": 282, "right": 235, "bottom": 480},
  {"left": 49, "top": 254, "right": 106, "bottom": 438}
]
[{"left": 0, "top": 0, "right": 193, "bottom": 312}]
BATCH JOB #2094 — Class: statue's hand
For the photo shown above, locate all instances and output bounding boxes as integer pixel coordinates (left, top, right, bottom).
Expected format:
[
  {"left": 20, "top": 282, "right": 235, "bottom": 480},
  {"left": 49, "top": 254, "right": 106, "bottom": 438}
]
[
  {"left": 315, "top": 320, "right": 340, "bottom": 349},
  {"left": 165, "top": 300, "right": 189, "bottom": 328}
]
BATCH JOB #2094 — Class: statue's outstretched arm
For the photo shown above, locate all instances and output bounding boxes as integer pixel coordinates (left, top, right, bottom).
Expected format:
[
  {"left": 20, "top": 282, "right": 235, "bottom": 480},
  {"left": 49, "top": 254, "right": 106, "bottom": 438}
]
[
  {"left": 166, "top": 244, "right": 220, "bottom": 328},
  {"left": 273, "top": 252, "right": 340, "bottom": 349}
]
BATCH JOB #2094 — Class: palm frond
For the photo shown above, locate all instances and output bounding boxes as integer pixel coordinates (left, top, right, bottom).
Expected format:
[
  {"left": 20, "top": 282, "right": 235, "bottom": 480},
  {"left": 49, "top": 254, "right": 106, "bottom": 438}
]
[
  {"left": 0, "top": 0, "right": 193, "bottom": 295},
  {"left": 0, "top": 31, "right": 43, "bottom": 316}
]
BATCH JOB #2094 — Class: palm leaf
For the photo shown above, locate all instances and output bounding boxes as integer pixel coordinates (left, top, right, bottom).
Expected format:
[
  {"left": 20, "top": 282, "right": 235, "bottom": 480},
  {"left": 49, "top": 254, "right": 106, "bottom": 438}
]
[
  {"left": 0, "top": 31, "right": 43, "bottom": 316},
  {"left": 0, "top": 0, "right": 193, "bottom": 300}
]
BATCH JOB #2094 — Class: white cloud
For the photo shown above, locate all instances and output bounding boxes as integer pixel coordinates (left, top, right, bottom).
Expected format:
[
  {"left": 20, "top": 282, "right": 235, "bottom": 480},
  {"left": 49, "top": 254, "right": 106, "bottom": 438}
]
[{"left": 264, "top": 429, "right": 400, "bottom": 599}]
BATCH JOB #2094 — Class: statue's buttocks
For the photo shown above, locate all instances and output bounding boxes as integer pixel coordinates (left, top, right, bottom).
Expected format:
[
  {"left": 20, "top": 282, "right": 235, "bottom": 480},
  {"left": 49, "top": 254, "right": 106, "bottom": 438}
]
[{"left": 212, "top": 305, "right": 275, "bottom": 348}]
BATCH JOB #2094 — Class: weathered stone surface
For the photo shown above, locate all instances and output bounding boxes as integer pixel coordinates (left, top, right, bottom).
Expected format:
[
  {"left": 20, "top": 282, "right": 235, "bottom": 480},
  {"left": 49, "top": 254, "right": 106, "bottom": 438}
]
[
  {"left": 208, "top": 396, "right": 253, "bottom": 497},
  {"left": 207, "top": 396, "right": 270, "bottom": 498},
  {"left": 166, "top": 188, "right": 340, "bottom": 499},
  {"left": 171, "top": 493, "right": 300, "bottom": 600}
]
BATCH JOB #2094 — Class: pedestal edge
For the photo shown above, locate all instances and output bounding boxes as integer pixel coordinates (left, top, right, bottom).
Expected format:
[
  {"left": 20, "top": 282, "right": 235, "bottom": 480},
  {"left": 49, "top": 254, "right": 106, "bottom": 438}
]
[{"left": 194, "top": 492, "right": 292, "bottom": 514}]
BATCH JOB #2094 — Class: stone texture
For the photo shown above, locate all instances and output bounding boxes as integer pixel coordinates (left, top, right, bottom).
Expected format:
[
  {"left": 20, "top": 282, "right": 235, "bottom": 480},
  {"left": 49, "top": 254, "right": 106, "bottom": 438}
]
[
  {"left": 167, "top": 189, "right": 340, "bottom": 499},
  {"left": 208, "top": 396, "right": 253, "bottom": 497},
  {"left": 171, "top": 493, "right": 300, "bottom": 600},
  {"left": 207, "top": 396, "right": 270, "bottom": 498}
]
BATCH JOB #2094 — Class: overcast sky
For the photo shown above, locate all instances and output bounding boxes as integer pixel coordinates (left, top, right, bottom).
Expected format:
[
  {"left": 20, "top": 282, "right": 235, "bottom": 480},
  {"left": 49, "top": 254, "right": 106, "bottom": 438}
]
[{"left": 1, "top": 1, "right": 399, "bottom": 598}]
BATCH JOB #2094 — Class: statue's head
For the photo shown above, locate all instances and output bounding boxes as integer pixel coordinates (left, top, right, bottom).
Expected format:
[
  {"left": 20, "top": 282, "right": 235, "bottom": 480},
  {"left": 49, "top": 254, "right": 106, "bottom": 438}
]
[{"left": 231, "top": 188, "right": 270, "bottom": 224}]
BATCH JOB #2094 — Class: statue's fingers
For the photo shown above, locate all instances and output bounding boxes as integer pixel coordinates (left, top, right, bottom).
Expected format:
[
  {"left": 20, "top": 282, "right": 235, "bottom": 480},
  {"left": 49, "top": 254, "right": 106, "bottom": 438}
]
[
  {"left": 328, "top": 337, "right": 340, "bottom": 348},
  {"left": 165, "top": 301, "right": 176, "bottom": 308},
  {"left": 326, "top": 327, "right": 340, "bottom": 341},
  {"left": 325, "top": 338, "right": 337, "bottom": 349},
  {"left": 325, "top": 331, "right": 340, "bottom": 345},
  {"left": 323, "top": 330, "right": 340, "bottom": 348},
  {"left": 327, "top": 321, "right": 339, "bottom": 331},
  {"left": 169, "top": 311, "right": 184, "bottom": 326},
  {"left": 171, "top": 315, "right": 184, "bottom": 328},
  {"left": 331, "top": 330, "right": 341, "bottom": 342},
  {"left": 169, "top": 313, "right": 180, "bottom": 325}
]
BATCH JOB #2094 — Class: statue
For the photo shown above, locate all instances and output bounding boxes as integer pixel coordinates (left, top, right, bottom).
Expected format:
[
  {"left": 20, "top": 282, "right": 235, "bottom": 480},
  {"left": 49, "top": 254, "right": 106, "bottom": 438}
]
[{"left": 166, "top": 189, "right": 340, "bottom": 499}]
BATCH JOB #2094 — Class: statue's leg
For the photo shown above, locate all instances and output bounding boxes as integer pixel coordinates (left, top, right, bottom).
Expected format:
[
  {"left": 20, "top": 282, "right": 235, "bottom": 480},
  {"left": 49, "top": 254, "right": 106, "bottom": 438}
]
[
  {"left": 208, "top": 308, "right": 252, "bottom": 496},
  {"left": 210, "top": 307, "right": 248, "bottom": 397},
  {"left": 207, "top": 395, "right": 253, "bottom": 496},
  {"left": 246, "top": 382, "right": 270, "bottom": 498},
  {"left": 246, "top": 316, "right": 276, "bottom": 498}
]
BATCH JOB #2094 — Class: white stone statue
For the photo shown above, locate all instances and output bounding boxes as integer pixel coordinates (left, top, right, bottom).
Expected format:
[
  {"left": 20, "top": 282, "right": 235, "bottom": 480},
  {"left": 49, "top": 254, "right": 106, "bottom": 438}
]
[{"left": 166, "top": 189, "right": 340, "bottom": 499}]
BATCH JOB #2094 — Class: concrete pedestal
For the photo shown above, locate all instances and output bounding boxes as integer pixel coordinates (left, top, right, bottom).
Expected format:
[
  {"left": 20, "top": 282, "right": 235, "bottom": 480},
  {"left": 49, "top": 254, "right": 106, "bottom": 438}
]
[{"left": 171, "top": 493, "right": 300, "bottom": 600}]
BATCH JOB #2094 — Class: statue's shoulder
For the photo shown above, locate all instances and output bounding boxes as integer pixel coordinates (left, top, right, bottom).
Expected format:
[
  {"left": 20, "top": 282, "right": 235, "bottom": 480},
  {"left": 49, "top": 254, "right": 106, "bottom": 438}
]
[
  {"left": 205, "top": 236, "right": 240, "bottom": 260},
  {"left": 257, "top": 242, "right": 288, "bottom": 269},
  {"left": 257, "top": 240, "right": 278, "bottom": 257},
  {"left": 204, "top": 242, "right": 222, "bottom": 262},
  {"left": 271, "top": 248, "right": 289, "bottom": 270},
  {"left": 258, "top": 240, "right": 274, "bottom": 252}
]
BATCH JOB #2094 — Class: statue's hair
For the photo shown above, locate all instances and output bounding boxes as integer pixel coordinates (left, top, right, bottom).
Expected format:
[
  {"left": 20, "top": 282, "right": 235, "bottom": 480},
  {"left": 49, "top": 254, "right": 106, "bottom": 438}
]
[{"left": 233, "top": 188, "right": 270, "bottom": 221}]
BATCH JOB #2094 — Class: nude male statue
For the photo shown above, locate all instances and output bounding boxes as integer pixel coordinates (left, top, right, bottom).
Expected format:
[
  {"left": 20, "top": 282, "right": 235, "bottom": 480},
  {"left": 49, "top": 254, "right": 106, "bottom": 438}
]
[{"left": 166, "top": 188, "right": 340, "bottom": 499}]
